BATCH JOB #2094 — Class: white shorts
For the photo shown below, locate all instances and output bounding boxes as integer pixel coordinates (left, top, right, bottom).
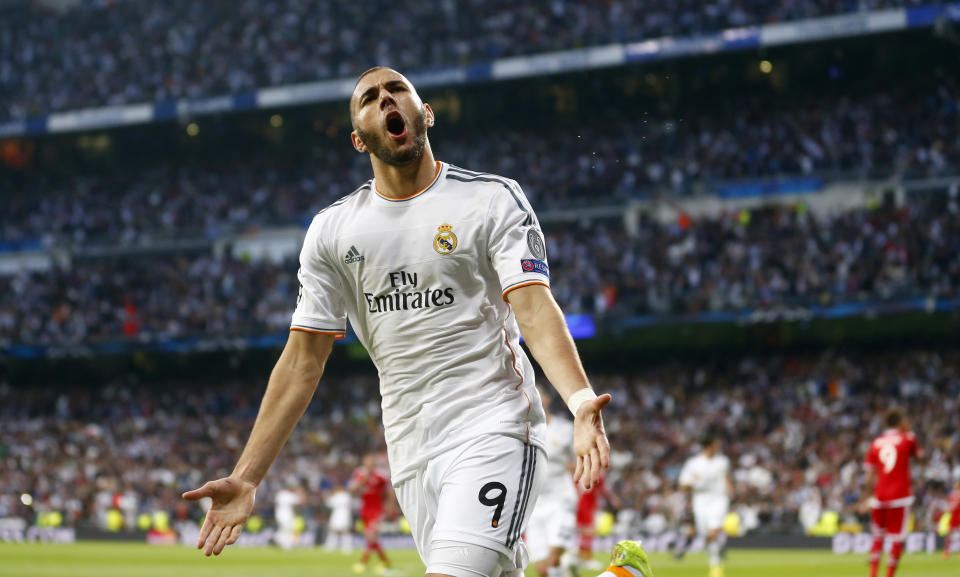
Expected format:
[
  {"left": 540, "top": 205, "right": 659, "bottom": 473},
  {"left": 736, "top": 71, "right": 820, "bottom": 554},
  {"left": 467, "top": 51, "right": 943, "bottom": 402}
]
[
  {"left": 395, "top": 433, "right": 546, "bottom": 577},
  {"left": 693, "top": 497, "right": 729, "bottom": 536},
  {"left": 525, "top": 494, "right": 577, "bottom": 562}
]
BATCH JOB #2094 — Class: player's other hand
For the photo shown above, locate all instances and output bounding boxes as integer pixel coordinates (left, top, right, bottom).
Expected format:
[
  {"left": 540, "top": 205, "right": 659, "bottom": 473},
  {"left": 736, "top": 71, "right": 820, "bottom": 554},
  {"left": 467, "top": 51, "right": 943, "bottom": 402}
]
[
  {"left": 573, "top": 393, "right": 612, "bottom": 491},
  {"left": 182, "top": 476, "right": 256, "bottom": 556}
]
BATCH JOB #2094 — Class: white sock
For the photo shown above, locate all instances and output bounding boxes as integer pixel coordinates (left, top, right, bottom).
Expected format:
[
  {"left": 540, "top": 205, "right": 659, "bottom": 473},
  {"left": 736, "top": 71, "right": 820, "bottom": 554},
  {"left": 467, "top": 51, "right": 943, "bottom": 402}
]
[{"left": 708, "top": 540, "right": 722, "bottom": 567}]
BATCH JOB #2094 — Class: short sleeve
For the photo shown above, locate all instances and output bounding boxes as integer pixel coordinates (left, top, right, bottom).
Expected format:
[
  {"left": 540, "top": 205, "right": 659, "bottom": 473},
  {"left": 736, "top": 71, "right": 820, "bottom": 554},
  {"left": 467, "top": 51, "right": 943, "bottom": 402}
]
[
  {"left": 485, "top": 179, "right": 550, "bottom": 299},
  {"left": 678, "top": 461, "right": 694, "bottom": 486},
  {"left": 290, "top": 216, "right": 347, "bottom": 338}
]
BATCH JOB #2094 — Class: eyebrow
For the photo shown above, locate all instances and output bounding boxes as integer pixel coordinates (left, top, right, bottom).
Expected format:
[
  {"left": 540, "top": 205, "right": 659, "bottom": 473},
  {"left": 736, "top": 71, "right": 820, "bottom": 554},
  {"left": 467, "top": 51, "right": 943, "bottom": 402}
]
[{"left": 356, "top": 80, "right": 408, "bottom": 106}]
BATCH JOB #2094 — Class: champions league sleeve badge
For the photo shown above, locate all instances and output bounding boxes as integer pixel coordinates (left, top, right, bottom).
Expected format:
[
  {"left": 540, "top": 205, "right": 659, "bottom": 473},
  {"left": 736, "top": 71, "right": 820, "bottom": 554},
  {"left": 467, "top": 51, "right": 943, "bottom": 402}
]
[{"left": 433, "top": 223, "right": 458, "bottom": 255}]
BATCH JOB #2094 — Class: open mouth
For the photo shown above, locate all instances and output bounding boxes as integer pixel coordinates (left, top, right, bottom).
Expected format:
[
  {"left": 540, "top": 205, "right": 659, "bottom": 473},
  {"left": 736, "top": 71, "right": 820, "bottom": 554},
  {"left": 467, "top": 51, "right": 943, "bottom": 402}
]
[{"left": 385, "top": 111, "right": 407, "bottom": 139}]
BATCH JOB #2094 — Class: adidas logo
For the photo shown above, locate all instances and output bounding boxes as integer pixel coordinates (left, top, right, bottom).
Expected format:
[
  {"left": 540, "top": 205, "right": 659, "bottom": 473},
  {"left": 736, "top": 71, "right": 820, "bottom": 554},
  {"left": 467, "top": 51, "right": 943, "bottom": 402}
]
[{"left": 344, "top": 245, "right": 365, "bottom": 264}]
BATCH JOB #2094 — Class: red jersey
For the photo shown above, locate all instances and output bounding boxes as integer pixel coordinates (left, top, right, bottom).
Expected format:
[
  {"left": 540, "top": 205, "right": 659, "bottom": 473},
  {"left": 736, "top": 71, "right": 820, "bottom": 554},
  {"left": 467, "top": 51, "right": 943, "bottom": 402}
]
[
  {"left": 352, "top": 467, "right": 388, "bottom": 515},
  {"left": 948, "top": 489, "right": 960, "bottom": 516},
  {"left": 864, "top": 429, "right": 918, "bottom": 505}
]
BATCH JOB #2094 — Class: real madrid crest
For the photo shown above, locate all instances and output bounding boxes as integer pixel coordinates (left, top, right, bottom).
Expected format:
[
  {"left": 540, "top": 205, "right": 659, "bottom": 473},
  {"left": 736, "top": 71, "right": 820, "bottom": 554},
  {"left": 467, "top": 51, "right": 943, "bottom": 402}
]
[{"left": 433, "top": 223, "right": 458, "bottom": 255}]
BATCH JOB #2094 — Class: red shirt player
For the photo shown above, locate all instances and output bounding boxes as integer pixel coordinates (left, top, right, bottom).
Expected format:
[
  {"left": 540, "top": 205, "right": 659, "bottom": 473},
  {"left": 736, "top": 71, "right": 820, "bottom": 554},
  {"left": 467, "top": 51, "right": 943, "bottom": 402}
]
[
  {"left": 863, "top": 409, "right": 922, "bottom": 577},
  {"left": 349, "top": 453, "right": 392, "bottom": 573},
  {"left": 576, "top": 474, "right": 620, "bottom": 567},
  {"left": 943, "top": 479, "right": 960, "bottom": 560}
]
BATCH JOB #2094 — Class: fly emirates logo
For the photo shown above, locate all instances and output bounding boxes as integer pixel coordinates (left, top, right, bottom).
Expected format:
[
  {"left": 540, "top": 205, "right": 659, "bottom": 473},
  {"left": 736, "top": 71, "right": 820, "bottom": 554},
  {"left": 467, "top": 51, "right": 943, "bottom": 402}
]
[{"left": 363, "top": 270, "right": 455, "bottom": 314}]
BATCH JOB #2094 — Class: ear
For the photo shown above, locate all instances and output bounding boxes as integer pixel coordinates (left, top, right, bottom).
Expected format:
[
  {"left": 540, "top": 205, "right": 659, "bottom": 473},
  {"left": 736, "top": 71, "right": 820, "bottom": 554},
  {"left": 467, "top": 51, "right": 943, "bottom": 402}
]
[
  {"left": 424, "top": 103, "right": 435, "bottom": 128},
  {"left": 351, "top": 131, "right": 366, "bottom": 153}
]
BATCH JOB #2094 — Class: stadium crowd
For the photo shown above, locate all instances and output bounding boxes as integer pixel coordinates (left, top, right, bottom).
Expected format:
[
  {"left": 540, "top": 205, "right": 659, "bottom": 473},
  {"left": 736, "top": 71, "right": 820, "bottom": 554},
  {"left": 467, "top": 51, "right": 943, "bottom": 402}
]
[
  {"left": 1, "top": 349, "right": 958, "bottom": 535},
  {"left": 0, "top": 0, "right": 926, "bottom": 121},
  {"left": 2, "top": 189, "right": 958, "bottom": 348},
  {"left": 3, "top": 81, "right": 959, "bottom": 250}
]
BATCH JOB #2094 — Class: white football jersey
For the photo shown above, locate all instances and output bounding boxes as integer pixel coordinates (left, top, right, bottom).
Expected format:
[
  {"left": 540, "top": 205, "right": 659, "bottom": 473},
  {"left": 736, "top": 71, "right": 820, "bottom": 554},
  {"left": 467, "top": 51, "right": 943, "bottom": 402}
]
[
  {"left": 678, "top": 452, "right": 730, "bottom": 504},
  {"left": 540, "top": 415, "right": 578, "bottom": 506},
  {"left": 292, "top": 162, "right": 549, "bottom": 483},
  {"left": 326, "top": 490, "right": 352, "bottom": 517}
]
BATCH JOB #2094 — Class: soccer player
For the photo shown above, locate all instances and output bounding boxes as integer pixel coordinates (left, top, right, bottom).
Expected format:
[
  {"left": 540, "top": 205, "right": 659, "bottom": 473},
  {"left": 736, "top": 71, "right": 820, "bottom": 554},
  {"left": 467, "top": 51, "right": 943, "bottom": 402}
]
[
  {"left": 527, "top": 387, "right": 578, "bottom": 577},
  {"left": 576, "top": 474, "right": 618, "bottom": 569},
  {"left": 349, "top": 454, "right": 392, "bottom": 573},
  {"left": 678, "top": 432, "right": 731, "bottom": 577},
  {"left": 863, "top": 409, "right": 922, "bottom": 577},
  {"left": 324, "top": 481, "right": 353, "bottom": 553},
  {"left": 182, "top": 67, "right": 651, "bottom": 577},
  {"left": 942, "top": 479, "right": 960, "bottom": 560},
  {"left": 273, "top": 483, "right": 304, "bottom": 550}
]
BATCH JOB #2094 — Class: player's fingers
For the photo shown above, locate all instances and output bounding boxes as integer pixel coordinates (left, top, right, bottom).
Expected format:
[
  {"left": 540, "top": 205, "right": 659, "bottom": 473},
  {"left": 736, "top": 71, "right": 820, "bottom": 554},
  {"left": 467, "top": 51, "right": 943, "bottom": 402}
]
[
  {"left": 212, "top": 524, "right": 232, "bottom": 555},
  {"left": 225, "top": 523, "right": 244, "bottom": 545},
  {"left": 590, "top": 448, "right": 602, "bottom": 486},
  {"left": 597, "top": 433, "right": 611, "bottom": 469},
  {"left": 196, "top": 516, "right": 214, "bottom": 549},
  {"left": 592, "top": 393, "right": 612, "bottom": 411},
  {"left": 204, "top": 525, "right": 224, "bottom": 557},
  {"left": 582, "top": 452, "right": 593, "bottom": 490},
  {"left": 573, "top": 455, "right": 584, "bottom": 484}
]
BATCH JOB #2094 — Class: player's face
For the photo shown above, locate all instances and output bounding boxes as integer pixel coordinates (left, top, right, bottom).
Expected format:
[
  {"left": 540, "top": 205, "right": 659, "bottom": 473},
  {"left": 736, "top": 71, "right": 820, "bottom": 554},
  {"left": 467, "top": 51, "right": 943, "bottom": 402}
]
[{"left": 351, "top": 69, "right": 433, "bottom": 166}]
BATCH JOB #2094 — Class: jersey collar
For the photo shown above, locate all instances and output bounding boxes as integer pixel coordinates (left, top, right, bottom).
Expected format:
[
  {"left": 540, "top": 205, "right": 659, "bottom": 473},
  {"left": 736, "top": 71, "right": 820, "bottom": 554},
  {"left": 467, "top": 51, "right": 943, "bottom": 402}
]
[{"left": 374, "top": 161, "right": 444, "bottom": 202}]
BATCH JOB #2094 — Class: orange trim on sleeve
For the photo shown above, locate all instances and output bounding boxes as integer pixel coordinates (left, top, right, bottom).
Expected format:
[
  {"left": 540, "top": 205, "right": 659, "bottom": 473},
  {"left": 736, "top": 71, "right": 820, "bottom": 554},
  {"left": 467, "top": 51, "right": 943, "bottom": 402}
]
[
  {"left": 290, "top": 327, "right": 346, "bottom": 340},
  {"left": 501, "top": 281, "right": 549, "bottom": 302},
  {"left": 374, "top": 161, "right": 442, "bottom": 200}
]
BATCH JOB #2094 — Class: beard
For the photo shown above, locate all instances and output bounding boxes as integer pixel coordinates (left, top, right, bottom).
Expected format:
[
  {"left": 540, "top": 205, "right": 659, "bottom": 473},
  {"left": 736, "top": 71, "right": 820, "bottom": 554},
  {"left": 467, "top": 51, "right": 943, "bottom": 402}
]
[{"left": 356, "top": 107, "right": 428, "bottom": 166}]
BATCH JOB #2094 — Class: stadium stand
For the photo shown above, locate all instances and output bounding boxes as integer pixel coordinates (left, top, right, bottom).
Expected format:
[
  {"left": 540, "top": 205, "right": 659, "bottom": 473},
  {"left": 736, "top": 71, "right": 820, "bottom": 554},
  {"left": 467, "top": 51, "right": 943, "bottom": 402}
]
[
  {"left": 0, "top": 0, "right": 927, "bottom": 121},
  {"left": 1, "top": 349, "right": 957, "bottom": 534}
]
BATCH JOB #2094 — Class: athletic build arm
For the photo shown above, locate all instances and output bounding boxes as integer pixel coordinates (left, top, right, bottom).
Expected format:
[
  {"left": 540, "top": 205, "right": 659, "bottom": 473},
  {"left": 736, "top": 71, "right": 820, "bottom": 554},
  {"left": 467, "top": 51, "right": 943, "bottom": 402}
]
[
  {"left": 182, "top": 331, "right": 335, "bottom": 556},
  {"left": 506, "top": 283, "right": 611, "bottom": 490}
]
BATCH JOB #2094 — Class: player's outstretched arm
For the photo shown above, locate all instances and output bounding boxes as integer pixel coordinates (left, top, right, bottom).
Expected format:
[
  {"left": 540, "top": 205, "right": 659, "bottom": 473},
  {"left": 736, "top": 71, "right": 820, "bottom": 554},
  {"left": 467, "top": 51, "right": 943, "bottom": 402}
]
[
  {"left": 182, "top": 330, "right": 335, "bottom": 556},
  {"left": 506, "top": 283, "right": 610, "bottom": 490}
]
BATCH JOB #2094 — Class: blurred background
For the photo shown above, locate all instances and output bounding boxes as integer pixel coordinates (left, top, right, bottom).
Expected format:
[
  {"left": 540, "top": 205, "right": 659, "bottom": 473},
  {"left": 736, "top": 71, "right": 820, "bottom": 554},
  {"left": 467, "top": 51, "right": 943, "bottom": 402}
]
[{"left": 1, "top": 0, "right": 960, "bottom": 572}]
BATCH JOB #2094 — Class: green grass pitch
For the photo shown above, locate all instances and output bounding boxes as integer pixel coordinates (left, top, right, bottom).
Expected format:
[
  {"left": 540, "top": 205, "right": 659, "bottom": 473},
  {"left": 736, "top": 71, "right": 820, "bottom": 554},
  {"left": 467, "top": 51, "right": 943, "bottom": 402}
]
[{"left": 0, "top": 542, "right": 956, "bottom": 577}]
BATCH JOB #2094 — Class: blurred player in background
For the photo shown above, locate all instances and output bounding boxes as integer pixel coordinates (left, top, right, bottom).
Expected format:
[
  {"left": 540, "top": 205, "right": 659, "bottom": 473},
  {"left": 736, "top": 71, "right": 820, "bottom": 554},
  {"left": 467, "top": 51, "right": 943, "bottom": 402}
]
[
  {"left": 324, "top": 481, "right": 353, "bottom": 554},
  {"left": 863, "top": 409, "right": 922, "bottom": 577},
  {"left": 678, "top": 432, "right": 732, "bottom": 577},
  {"left": 273, "top": 483, "right": 304, "bottom": 550},
  {"left": 183, "top": 66, "right": 645, "bottom": 577},
  {"left": 350, "top": 454, "right": 393, "bottom": 574},
  {"left": 527, "top": 386, "right": 579, "bottom": 577},
  {"left": 576, "top": 474, "right": 619, "bottom": 570},
  {"left": 943, "top": 479, "right": 960, "bottom": 560}
]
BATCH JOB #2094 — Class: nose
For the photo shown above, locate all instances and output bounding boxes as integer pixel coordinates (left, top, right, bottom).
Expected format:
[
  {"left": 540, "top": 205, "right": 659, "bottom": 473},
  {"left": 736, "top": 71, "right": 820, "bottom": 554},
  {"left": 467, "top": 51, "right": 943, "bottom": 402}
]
[{"left": 378, "top": 87, "right": 396, "bottom": 110}]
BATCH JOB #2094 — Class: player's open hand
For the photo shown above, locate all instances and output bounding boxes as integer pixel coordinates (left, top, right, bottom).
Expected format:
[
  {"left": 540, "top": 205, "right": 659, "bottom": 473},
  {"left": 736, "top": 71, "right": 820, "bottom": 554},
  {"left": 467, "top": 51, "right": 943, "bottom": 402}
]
[
  {"left": 573, "top": 393, "right": 612, "bottom": 491},
  {"left": 182, "top": 476, "right": 256, "bottom": 556}
]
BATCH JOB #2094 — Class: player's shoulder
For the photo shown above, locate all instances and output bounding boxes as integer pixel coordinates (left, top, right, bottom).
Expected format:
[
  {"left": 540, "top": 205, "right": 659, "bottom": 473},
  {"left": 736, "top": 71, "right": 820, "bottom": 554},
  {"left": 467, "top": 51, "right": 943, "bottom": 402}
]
[
  {"left": 444, "top": 164, "right": 524, "bottom": 199},
  {"left": 310, "top": 180, "right": 373, "bottom": 227}
]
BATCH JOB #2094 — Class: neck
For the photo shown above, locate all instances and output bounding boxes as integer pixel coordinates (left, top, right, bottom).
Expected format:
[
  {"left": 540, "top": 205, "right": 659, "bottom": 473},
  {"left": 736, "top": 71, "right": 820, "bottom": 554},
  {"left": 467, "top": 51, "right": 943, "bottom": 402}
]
[{"left": 371, "top": 144, "right": 438, "bottom": 198}]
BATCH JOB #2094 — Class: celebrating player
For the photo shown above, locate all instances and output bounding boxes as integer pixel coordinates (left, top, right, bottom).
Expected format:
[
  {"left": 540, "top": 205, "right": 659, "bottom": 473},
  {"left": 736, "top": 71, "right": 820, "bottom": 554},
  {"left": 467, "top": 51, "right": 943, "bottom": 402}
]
[
  {"left": 863, "top": 409, "right": 922, "bottom": 577},
  {"left": 349, "top": 454, "right": 393, "bottom": 574},
  {"left": 527, "top": 387, "right": 579, "bottom": 577},
  {"left": 182, "top": 67, "right": 650, "bottom": 577},
  {"left": 941, "top": 479, "right": 960, "bottom": 560},
  {"left": 678, "top": 432, "right": 732, "bottom": 577}
]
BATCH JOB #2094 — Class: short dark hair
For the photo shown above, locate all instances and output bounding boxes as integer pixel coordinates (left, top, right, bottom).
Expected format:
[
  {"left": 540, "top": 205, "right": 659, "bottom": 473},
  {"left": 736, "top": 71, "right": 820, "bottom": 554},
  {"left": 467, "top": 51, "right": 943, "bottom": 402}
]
[
  {"left": 885, "top": 408, "right": 905, "bottom": 428},
  {"left": 702, "top": 429, "right": 724, "bottom": 447}
]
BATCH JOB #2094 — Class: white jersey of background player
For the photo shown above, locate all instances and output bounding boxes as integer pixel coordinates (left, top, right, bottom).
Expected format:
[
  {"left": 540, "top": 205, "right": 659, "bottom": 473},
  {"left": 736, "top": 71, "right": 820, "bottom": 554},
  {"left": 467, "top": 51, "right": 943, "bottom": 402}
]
[
  {"left": 324, "top": 483, "right": 353, "bottom": 553},
  {"left": 527, "top": 387, "right": 579, "bottom": 577},
  {"left": 678, "top": 434, "right": 732, "bottom": 577},
  {"left": 184, "top": 67, "right": 618, "bottom": 577},
  {"left": 273, "top": 485, "right": 304, "bottom": 550}
]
